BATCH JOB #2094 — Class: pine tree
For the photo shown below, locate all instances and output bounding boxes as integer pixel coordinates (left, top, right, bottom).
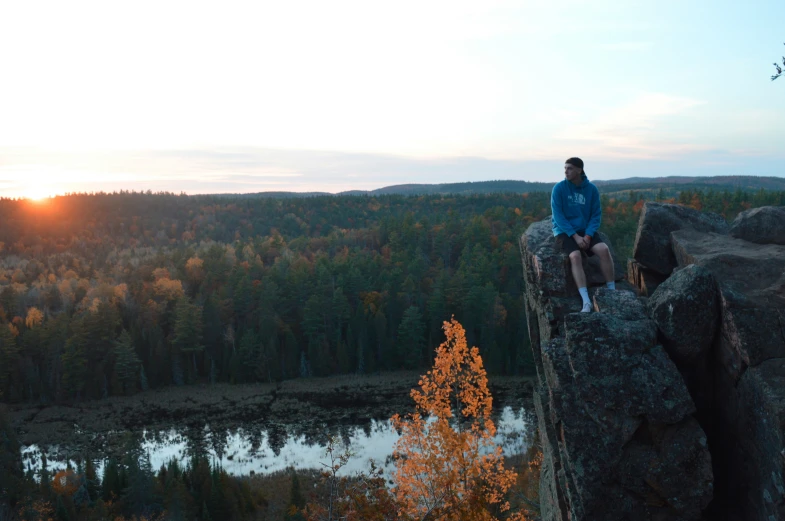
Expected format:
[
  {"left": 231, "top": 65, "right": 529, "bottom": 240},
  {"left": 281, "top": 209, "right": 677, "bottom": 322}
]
[
  {"left": 101, "top": 458, "right": 120, "bottom": 501},
  {"left": 0, "top": 407, "right": 24, "bottom": 505},
  {"left": 172, "top": 296, "right": 204, "bottom": 382},
  {"left": 61, "top": 332, "right": 88, "bottom": 400},
  {"left": 55, "top": 494, "right": 69, "bottom": 521},
  {"left": 84, "top": 456, "right": 100, "bottom": 501},
  {"left": 236, "top": 330, "right": 260, "bottom": 382},
  {"left": 0, "top": 324, "right": 19, "bottom": 399},
  {"left": 299, "top": 351, "right": 310, "bottom": 378},
  {"left": 207, "top": 467, "right": 228, "bottom": 521},
  {"left": 140, "top": 365, "right": 149, "bottom": 391},
  {"left": 122, "top": 435, "right": 157, "bottom": 517},
  {"left": 286, "top": 470, "right": 306, "bottom": 521},
  {"left": 114, "top": 330, "right": 140, "bottom": 395},
  {"left": 396, "top": 305, "right": 425, "bottom": 369},
  {"left": 40, "top": 453, "right": 51, "bottom": 499}
]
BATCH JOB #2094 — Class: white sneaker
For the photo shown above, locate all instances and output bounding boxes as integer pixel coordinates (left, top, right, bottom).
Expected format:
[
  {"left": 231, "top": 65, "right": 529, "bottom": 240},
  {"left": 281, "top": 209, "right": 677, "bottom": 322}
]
[{"left": 581, "top": 302, "right": 592, "bottom": 313}]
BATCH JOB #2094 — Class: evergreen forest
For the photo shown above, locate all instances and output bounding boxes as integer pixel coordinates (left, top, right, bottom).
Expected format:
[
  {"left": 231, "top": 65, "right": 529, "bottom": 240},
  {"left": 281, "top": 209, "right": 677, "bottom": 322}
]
[{"left": 1, "top": 187, "right": 784, "bottom": 403}]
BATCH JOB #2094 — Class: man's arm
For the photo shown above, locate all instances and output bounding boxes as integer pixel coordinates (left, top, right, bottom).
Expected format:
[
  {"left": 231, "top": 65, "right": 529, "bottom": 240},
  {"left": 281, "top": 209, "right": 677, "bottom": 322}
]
[
  {"left": 585, "top": 186, "right": 602, "bottom": 238},
  {"left": 551, "top": 185, "right": 577, "bottom": 237}
]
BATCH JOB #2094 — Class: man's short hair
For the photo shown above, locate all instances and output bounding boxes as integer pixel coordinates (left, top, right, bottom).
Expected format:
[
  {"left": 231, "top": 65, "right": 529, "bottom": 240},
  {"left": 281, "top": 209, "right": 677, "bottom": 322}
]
[{"left": 565, "top": 157, "right": 585, "bottom": 173}]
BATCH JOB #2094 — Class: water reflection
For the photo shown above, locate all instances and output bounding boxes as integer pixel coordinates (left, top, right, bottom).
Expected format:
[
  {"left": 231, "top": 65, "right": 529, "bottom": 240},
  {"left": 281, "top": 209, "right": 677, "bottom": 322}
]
[{"left": 21, "top": 406, "right": 535, "bottom": 480}]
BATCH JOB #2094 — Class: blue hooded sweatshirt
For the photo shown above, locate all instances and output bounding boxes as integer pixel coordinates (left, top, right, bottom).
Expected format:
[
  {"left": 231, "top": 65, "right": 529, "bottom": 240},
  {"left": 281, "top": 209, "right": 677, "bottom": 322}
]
[{"left": 551, "top": 174, "right": 601, "bottom": 237}]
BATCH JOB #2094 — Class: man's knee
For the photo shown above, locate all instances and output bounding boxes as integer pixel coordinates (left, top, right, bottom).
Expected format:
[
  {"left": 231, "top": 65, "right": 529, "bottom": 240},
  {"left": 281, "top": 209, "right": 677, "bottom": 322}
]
[
  {"left": 568, "top": 250, "right": 582, "bottom": 263},
  {"left": 594, "top": 243, "right": 611, "bottom": 258}
]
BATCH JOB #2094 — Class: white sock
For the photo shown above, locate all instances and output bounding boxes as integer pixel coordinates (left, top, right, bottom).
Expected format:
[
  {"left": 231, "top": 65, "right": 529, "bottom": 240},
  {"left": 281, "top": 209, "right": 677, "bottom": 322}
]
[
  {"left": 606, "top": 281, "right": 616, "bottom": 290},
  {"left": 578, "top": 287, "right": 590, "bottom": 305}
]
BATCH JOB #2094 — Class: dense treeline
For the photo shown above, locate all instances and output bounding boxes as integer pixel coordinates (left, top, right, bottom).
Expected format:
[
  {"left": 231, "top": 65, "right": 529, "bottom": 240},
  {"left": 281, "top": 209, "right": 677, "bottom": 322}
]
[{"left": 0, "top": 187, "right": 783, "bottom": 403}]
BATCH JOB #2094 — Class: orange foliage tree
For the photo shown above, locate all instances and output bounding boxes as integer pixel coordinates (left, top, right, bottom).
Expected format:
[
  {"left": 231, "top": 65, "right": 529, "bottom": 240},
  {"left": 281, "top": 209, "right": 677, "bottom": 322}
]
[
  {"left": 25, "top": 307, "right": 44, "bottom": 329},
  {"left": 51, "top": 469, "right": 80, "bottom": 497},
  {"left": 391, "top": 318, "right": 525, "bottom": 521}
]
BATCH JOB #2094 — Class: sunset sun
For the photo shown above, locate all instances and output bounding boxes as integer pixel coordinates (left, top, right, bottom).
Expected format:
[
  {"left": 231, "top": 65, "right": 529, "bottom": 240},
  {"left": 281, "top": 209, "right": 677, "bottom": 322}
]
[{"left": 23, "top": 186, "right": 53, "bottom": 201}]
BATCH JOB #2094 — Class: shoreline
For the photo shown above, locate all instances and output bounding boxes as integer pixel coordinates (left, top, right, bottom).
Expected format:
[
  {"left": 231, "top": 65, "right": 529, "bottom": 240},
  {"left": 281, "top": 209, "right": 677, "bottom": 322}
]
[{"left": 8, "top": 371, "right": 534, "bottom": 451}]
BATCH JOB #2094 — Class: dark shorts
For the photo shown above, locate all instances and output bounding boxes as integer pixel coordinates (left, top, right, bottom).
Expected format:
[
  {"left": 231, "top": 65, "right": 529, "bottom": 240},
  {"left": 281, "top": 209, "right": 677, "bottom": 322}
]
[{"left": 554, "top": 232, "right": 605, "bottom": 257}]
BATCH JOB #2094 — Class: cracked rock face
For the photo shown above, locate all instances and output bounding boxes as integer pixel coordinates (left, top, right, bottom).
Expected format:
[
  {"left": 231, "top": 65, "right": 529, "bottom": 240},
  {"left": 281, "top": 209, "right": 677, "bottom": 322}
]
[
  {"left": 520, "top": 218, "right": 714, "bottom": 521},
  {"left": 665, "top": 226, "right": 785, "bottom": 521}
]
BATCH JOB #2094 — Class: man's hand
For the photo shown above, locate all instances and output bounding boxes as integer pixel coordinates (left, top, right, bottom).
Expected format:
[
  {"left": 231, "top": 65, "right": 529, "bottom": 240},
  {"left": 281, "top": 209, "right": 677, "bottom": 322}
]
[
  {"left": 581, "top": 235, "right": 592, "bottom": 250},
  {"left": 572, "top": 234, "right": 589, "bottom": 250}
]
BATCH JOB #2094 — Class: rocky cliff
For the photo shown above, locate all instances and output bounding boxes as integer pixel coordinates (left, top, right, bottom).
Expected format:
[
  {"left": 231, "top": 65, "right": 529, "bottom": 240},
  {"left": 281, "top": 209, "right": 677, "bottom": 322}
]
[{"left": 520, "top": 204, "right": 785, "bottom": 521}]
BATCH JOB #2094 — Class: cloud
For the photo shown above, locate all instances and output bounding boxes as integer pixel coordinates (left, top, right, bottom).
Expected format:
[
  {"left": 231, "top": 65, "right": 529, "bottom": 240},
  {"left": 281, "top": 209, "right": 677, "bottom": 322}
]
[{"left": 551, "top": 92, "right": 707, "bottom": 159}]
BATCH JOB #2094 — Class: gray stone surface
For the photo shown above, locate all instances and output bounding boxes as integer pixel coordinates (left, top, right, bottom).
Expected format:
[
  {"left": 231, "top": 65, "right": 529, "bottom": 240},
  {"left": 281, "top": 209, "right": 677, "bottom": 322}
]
[
  {"left": 647, "top": 264, "right": 719, "bottom": 365},
  {"left": 633, "top": 202, "right": 728, "bottom": 275},
  {"left": 521, "top": 213, "right": 714, "bottom": 521},
  {"left": 536, "top": 306, "right": 711, "bottom": 520},
  {"left": 593, "top": 287, "right": 648, "bottom": 320},
  {"left": 734, "top": 359, "right": 785, "bottom": 521},
  {"left": 729, "top": 205, "right": 785, "bottom": 245},
  {"left": 670, "top": 229, "right": 785, "bottom": 381},
  {"left": 666, "top": 219, "right": 785, "bottom": 521}
]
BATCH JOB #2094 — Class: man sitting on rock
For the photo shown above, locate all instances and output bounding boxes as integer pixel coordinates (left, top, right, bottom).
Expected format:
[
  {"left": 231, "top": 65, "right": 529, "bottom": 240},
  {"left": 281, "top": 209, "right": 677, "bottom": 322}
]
[{"left": 551, "top": 157, "right": 616, "bottom": 312}]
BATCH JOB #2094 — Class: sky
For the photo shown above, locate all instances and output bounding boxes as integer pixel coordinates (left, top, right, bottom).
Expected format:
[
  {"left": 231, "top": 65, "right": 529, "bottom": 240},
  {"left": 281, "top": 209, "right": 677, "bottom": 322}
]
[{"left": 1, "top": 0, "right": 783, "bottom": 198}]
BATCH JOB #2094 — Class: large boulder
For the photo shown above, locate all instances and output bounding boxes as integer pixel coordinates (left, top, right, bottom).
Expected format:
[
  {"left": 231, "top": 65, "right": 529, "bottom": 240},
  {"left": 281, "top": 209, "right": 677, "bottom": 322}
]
[
  {"left": 668, "top": 224, "right": 785, "bottom": 521},
  {"left": 670, "top": 229, "right": 785, "bottom": 381},
  {"left": 521, "top": 217, "right": 715, "bottom": 521},
  {"left": 536, "top": 292, "right": 713, "bottom": 520},
  {"left": 729, "top": 205, "right": 785, "bottom": 245},
  {"left": 647, "top": 264, "right": 719, "bottom": 365},
  {"left": 633, "top": 202, "right": 728, "bottom": 276}
]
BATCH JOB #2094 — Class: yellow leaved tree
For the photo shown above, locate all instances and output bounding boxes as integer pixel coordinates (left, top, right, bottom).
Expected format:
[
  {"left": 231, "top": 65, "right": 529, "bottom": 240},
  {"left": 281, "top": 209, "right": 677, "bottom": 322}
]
[
  {"left": 391, "top": 318, "right": 526, "bottom": 521},
  {"left": 25, "top": 307, "right": 44, "bottom": 329}
]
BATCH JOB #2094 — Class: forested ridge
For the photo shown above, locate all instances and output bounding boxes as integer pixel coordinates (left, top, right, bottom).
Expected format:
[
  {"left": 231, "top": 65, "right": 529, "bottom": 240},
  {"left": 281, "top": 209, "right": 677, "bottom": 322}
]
[{"left": 0, "top": 187, "right": 783, "bottom": 403}]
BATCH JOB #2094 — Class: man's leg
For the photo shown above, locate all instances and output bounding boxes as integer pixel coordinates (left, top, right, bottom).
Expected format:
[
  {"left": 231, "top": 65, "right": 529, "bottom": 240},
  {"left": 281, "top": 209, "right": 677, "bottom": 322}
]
[
  {"left": 591, "top": 242, "right": 615, "bottom": 289},
  {"left": 569, "top": 250, "right": 591, "bottom": 312}
]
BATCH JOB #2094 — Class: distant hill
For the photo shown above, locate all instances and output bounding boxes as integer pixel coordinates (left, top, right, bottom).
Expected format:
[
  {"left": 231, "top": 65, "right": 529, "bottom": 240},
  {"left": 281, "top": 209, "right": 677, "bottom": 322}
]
[
  {"left": 594, "top": 175, "right": 785, "bottom": 190},
  {"left": 593, "top": 175, "right": 785, "bottom": 194},
  {"left": 211, "top": 191, "right": 331, "bottom": 199},
  {"left": 342, "top": 180, "right": 554, "bottom": 195},
  {"left": 209, "top": 176, "right": 785, "bottom": 199}
]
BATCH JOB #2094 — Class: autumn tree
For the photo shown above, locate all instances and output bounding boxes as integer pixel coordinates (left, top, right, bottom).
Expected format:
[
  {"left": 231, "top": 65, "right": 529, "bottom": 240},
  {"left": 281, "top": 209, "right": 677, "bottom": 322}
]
[
  {"left": 390, "top": 318, "right": 524, "bottom": 521},
  {"left": 185, "top": 256, "right": 205, "bottom": 286},
  {"left": 25, "top": 307, "right": 44, "bottom": 329}
]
